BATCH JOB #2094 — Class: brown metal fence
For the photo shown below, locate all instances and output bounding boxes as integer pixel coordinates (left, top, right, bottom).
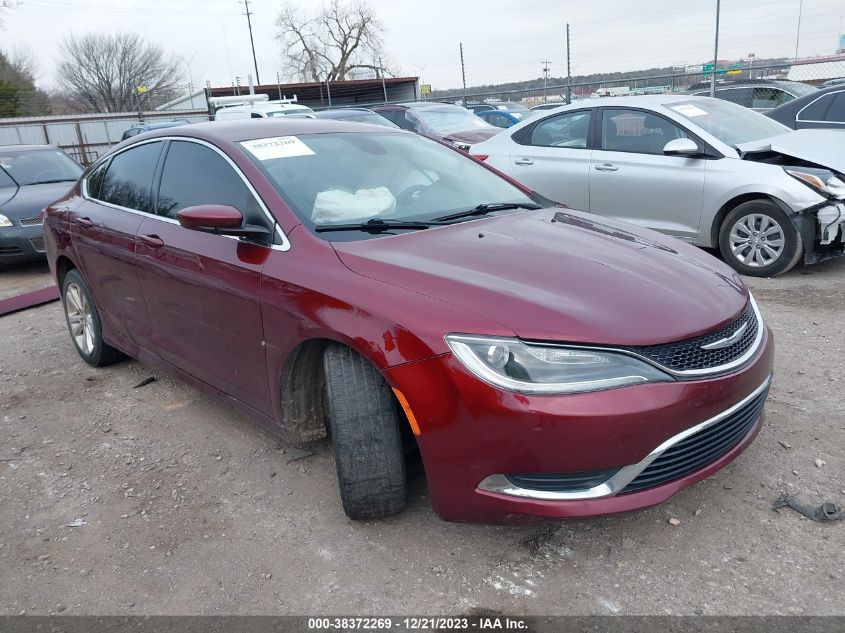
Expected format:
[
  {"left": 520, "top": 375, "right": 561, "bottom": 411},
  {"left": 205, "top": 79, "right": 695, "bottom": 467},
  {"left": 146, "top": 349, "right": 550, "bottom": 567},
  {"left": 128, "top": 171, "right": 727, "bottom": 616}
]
[{"left": 0, "top": 109, "right": 210, "bottom": 166}]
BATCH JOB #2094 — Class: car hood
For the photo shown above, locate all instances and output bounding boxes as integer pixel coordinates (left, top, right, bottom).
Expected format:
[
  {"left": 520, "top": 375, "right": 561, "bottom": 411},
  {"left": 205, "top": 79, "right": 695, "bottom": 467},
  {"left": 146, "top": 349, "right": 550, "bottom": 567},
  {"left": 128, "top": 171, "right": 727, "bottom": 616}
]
[
  {"left": 0, "top": 182, "right": 76, "bottom": 217},
  {"left": 736, "top": 129, "right": 845, "bottom": 173},
  {"left": 331, "top": 209, "right": 749, "bottom": 346},
  {"left": 441, "top": 128, "right": 500, "bottom": 144}
]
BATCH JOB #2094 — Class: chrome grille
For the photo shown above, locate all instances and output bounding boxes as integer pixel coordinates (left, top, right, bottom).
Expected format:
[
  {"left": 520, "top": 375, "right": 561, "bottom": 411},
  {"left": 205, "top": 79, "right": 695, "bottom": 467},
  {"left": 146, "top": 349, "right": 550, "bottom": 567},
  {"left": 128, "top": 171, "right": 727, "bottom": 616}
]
[
  {"left": 620, "top": 384, "right": 769, "bottom": 493},
  {"left": 627, "top": 302, "right": 759, "bottom": 373},
  {"left": 19, "top": 217, "right": 44, "bottom": 227}
]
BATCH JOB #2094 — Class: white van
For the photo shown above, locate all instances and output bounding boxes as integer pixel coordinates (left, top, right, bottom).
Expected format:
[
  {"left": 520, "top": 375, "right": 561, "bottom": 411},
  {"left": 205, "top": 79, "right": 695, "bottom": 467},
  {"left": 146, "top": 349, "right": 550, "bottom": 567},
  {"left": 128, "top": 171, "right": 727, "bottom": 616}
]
[{"left": 212, "top": 97, "right": 315, "bottom": 121}]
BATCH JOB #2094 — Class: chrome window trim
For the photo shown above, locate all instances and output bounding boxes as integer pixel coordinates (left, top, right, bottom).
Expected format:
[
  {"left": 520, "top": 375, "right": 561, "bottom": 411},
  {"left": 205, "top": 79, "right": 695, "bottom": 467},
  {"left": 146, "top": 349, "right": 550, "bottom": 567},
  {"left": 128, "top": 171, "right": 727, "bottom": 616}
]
[
  {"left": 795, "top": 89, "right": 845, "bottom": 124},
  {"left": 81, "top": 135, "right": 291, "bottom": 252},
  {"left": 477, "top": 373, "right": 772, "bottom": 501},
  {"left": 530, "top": 294, "right": 765, "bottom": 379}
]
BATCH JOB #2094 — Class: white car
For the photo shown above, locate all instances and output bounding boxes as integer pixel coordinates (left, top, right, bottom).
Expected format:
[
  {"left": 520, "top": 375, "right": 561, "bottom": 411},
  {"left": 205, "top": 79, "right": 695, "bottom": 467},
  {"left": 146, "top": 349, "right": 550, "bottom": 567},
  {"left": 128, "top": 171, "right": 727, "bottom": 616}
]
[
  {"left": 214, "top": 101, "right": 315, "bottom": 120},
  {"left": 471, "top": 95, "right": 845, "bottom": 276}
]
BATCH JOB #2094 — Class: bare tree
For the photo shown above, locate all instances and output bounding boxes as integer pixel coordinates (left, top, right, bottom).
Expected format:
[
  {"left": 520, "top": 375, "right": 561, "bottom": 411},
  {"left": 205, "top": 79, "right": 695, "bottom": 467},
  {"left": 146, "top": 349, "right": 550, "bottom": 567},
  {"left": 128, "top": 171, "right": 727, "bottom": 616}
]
[
  {"left": 0, "top": 1, "right": 17, "bottom": 29},
  {"left": 275, "top": 0, "right": 391, "bottom": 82},
  {"left": 56, "top": 32, "right": 182, "bottom": 113}
]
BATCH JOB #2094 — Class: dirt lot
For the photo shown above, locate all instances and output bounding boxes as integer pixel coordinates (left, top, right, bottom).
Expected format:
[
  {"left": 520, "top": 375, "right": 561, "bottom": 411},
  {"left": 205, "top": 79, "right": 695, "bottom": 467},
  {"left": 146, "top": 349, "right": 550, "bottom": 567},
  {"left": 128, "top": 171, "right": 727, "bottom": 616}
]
[{"left": 0, "top": 258, "right": 843, "bottom": 616}]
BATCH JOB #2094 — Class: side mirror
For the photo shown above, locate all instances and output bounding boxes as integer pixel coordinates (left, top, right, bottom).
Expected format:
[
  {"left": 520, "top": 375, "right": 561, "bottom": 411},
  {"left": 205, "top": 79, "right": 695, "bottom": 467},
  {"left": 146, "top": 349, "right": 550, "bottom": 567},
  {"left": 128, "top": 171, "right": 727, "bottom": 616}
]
[
  {"left": 663, "top": 138, "right": 701, "bottom": 156},
  {"left": 177, "top": 204, "right": 271, "bottom": 242}
]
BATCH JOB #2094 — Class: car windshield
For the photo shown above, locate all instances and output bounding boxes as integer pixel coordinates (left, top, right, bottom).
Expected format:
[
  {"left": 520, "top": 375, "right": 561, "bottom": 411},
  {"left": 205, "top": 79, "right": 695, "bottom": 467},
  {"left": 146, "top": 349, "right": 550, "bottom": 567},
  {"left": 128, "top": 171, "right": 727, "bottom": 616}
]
[
  {"left": 666, "top": 99, "right": 790, "bottom": 146},
  {"left": 408, "top": 106, "right": 493, "bottom": 135},
  {"left": 240, "top": 132, "right": 536, "bottom": 236},
  {"left": 0, "top": 148, "right": 83, "bottom": 186}
]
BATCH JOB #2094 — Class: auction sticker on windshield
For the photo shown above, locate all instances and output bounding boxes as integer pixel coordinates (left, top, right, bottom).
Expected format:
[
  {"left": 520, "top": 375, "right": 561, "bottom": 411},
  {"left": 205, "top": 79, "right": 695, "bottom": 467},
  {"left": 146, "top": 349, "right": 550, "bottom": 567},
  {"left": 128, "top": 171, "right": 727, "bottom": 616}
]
[
  {"left": 241, "top": 136, "right": 315, "bottom": 160},
  {"left": 670, "top": 103, "right": 709, "bottom": 118}
]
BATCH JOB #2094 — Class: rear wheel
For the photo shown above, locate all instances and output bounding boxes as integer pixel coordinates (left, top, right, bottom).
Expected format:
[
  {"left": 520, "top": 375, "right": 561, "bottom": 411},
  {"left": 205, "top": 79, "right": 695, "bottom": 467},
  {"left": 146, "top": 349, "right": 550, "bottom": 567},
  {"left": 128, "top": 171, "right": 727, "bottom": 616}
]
[
  {"left": 719, "top": 200, "right": 803, "bottom": 277},
  {"left": 61, "top": 269, "right": 123, "bottom": 367},
  {"left": 322, "top": 344, "right": 407, "bottom": 520}
]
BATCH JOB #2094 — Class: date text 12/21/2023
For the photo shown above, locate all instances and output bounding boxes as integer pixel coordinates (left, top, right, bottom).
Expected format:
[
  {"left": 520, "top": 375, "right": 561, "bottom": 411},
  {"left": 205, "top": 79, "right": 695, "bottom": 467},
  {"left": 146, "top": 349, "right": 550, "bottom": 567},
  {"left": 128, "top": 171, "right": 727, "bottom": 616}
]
[{"left": 307, "top": 617, "right": 529, "bottom": 630}]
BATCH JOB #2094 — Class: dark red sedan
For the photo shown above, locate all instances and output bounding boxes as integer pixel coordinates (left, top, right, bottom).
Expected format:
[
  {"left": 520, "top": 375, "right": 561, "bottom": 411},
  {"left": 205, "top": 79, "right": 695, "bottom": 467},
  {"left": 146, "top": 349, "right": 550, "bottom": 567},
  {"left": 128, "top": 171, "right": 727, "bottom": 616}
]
[{"left": 43, "top": 119, "right": 774, "bottom": 523}]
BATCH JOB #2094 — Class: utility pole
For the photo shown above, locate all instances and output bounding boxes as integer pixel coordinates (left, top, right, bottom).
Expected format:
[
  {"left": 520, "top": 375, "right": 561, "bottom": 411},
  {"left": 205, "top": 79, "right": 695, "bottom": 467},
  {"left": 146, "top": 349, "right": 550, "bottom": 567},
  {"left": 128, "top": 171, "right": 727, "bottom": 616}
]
[
  {"left": 710, "top": 0, "right": 721, "bottom": 98},
  {"left": 243, "top": 0, "right": 261, "bottom": 85},
  {"left": 378, "top": 57, "right": 387, "bottom": 103},
  {"left": 541, "top": 60, "right": 551, "bottom": 103},
  {"left": 794, "top": 0, "right": 804, "bottom": 59},
  {"left": 459, "top": 43, "right": 467, "bottom": 105},
  {"left": 277, "top": 72, "right": 283, "bottom": 101},
  {"left": 565, "top": 24, "right": 572, "bottom": 104}
]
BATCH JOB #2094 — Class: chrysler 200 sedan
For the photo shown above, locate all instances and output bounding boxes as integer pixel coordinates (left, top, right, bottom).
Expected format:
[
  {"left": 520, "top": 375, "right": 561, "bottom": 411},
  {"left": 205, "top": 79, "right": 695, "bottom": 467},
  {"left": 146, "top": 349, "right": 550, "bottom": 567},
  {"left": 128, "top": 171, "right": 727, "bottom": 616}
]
[{"left": 44, "top": 119, "right": 774, "bottom": 523}]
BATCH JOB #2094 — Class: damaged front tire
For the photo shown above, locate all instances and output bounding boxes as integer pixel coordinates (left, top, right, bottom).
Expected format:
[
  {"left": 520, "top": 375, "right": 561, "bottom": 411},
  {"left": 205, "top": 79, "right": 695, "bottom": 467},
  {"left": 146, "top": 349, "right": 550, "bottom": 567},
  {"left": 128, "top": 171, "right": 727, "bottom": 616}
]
[{"left": 719, "top": 200, "right": 803, "bottom": 277}]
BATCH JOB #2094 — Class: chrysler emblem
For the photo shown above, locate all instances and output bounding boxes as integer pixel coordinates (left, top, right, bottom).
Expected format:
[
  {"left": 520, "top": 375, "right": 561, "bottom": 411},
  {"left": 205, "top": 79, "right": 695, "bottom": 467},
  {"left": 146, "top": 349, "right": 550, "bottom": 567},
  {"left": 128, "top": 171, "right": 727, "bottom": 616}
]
[{"left": 701, "top": 322, "right": 749, "bottom": 351}]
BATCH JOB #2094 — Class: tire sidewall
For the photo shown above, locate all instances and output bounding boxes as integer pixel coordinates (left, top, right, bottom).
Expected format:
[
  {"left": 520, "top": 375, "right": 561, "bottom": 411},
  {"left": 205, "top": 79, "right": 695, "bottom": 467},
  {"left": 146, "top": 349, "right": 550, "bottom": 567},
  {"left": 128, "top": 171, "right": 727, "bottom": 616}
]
[
  {"left": 62, "top": 270, "right": 107, "bottom": 366},
  {"left": 719, "top": 201, "right": 803, "bottom": 277}
]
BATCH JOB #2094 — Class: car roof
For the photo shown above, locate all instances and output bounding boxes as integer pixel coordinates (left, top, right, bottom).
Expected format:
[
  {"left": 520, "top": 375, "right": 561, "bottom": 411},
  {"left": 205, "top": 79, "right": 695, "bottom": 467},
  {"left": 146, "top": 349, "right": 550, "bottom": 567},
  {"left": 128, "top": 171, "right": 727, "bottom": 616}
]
[
  {"left": 124, "top": 118, "right": 406, "bottom": 146},
  {"left": 394, "top": 101, "right": 465, "bottom": 109},
  {"left": 533, "top": 94, "right": 714, "bottom": 109},
  {"left": 133, "top": 121, "right": 189, "bottom": 129},
  {"left": 0, "top": 144, "right": 59, "bottom": 153},
  {"left": 314, "top": 108, "right": 376, "bottom": 116}
]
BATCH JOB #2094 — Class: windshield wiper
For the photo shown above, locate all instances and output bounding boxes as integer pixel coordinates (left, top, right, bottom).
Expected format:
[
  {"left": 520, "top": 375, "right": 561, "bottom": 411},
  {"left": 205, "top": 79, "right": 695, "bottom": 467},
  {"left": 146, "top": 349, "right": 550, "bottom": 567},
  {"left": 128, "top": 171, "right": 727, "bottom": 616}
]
[
  {"left": 314, "top": 218, "right": 447, "bottom": 233},
  {"left": 28, "top": 179, "right": 77, "bottom": 185},
  {"left": 432, "top": 202, "right": 541, "bottom": 223}
]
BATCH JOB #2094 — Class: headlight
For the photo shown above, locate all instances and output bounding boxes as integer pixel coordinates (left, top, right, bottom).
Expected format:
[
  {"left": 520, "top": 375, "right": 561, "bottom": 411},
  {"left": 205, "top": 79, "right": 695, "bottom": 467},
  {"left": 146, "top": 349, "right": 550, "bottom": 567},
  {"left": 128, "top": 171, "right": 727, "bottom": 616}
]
[
  {"left": 785, "top": 167, "right": 845, "bottom": 199},
  {"left": 0, "top": 213, "right": 12, "bottom": 228},
  {"left": 445, "top": 334, "right": 673, "bottom": 394}
]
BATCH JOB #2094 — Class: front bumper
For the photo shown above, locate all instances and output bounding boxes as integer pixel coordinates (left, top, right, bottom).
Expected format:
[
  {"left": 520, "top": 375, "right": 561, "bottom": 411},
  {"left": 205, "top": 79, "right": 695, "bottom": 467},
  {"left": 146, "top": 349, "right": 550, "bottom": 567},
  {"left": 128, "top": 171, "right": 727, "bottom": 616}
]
[
  {"left": 0, "top": 223, "right": 47, "bottom": 264},
  {"left": 384, "top": 325, "right": 774, "bottom": 524}
]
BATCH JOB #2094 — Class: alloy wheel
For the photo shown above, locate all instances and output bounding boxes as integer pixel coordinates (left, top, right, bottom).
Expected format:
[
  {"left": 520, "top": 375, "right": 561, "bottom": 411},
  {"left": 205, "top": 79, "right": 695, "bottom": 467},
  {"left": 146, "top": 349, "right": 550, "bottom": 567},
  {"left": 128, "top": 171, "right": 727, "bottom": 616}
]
[
  {"left": 65, "top": 282, "right": 95, "bottom": 355},
  {"left": 728, "top": 213, "right": 785, "bottom": 268}
]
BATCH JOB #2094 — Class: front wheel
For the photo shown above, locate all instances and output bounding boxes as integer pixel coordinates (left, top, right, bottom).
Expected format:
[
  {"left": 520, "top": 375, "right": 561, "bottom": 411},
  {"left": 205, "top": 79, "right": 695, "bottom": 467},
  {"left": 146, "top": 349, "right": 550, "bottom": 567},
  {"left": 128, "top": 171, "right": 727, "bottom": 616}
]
[
  {"left": 323, "top": 344, "right": 407, "bottom": 520},
  {"left": 718, "top": 200, "right": 803, "bottom": 277}
]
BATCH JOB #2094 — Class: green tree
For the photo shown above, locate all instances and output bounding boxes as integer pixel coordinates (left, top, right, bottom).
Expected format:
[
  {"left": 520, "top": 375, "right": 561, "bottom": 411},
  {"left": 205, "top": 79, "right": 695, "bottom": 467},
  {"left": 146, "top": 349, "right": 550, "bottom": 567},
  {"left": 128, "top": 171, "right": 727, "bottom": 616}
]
[{"left": 0, "top": 49, "right": 51, "bottom": 118}]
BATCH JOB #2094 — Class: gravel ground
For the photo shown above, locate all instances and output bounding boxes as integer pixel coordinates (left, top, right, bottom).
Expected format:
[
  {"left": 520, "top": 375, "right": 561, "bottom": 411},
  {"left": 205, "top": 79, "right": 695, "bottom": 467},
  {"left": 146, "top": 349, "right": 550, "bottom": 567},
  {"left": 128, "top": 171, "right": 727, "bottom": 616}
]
[{"left": 0, "top": 257, "right": 842, "bottom": 616}]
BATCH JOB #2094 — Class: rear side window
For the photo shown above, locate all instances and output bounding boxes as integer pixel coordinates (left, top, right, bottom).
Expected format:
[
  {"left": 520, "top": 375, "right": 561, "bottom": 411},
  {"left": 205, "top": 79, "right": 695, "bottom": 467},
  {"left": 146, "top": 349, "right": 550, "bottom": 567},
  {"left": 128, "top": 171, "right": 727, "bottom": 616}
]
[
  {"left": 826, "top": 93, "right": 845, "bottom": 122},
  {"left": 155, "top": 141, "right": 264, "bottom": 225},
  {"left": 753, "top": 87, "right": 792, "bottom": 110},
  {"left": 525, "top": 110, "right": 591, "bottom": 148},
  {"left": 85, "top": 160, "right": 110, "bottom": 199},
  {"left": 798, "top": 94, "right": 834, "bottom": 121},
  {"left": 714, "top": 88, "right": 752, "bottom": 108},
  {"left": 98, "top": 141, "right": 163, "bottom": 212},
  {"left": 800, "top": 92, "right": 845, "bottom": 122}
]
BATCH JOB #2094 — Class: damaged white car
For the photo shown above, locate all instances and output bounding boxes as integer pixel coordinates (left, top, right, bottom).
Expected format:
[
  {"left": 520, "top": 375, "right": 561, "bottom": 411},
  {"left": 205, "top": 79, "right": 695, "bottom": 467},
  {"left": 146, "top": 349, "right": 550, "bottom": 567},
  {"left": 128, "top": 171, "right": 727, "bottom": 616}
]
[{"left": 471, "top": 95, "right": 845, "bottom": 276}]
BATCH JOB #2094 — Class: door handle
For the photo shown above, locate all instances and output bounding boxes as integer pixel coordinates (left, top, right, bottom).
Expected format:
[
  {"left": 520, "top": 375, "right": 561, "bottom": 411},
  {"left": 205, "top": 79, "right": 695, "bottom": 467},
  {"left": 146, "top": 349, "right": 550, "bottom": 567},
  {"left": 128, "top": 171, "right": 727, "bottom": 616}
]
[
  {"left": 75, "top": 217, "right": 93, "bottom": 228},
  {"left": 514, "top": 158, "right": 534, "bottom": 166},
  {"left": 594, "top": 163, "right": 619, "bottom": 172},
  {"left": 138, "top": 234, "right": 165, "bottom": 248}
]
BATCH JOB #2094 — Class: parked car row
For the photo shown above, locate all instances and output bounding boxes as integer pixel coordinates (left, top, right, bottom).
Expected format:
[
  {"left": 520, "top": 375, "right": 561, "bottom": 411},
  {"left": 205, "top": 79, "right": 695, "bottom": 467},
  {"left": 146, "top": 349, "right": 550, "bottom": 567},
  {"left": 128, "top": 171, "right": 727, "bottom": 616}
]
[{"left": 4, "top": 92, "right": 842, "bottom": 524}]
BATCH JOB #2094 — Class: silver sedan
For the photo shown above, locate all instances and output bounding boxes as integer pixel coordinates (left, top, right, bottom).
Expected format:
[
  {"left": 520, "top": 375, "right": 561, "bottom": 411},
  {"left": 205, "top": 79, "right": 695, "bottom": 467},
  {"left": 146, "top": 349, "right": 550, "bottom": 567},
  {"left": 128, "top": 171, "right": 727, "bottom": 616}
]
[{"left": 471, "top": 95, "right": 845, "bottom": 276}]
